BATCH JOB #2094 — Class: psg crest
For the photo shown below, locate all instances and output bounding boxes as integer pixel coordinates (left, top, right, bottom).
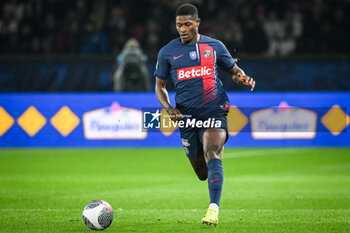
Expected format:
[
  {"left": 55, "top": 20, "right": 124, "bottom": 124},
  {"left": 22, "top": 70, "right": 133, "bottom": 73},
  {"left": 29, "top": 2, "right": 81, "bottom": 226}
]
[
  {"left": 204, "top": 50, "right": 212, "bottom": 58},
  {"left": 189, "top": 51, "right": 197, "bottom": 60}
]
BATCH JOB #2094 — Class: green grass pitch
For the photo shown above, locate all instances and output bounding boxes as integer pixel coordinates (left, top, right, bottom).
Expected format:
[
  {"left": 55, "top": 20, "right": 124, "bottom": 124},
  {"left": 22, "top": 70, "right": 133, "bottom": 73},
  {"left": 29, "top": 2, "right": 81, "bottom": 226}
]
[{"left": 0, "top": 148, "right": 350, "bottom": 232}]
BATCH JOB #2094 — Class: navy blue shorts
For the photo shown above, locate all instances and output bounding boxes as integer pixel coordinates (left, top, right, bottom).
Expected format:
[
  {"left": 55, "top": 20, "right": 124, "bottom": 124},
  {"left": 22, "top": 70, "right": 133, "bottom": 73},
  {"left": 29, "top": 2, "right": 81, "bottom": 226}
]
[{"left": 178, "top": 105, "right": 229, "bottom": 159}]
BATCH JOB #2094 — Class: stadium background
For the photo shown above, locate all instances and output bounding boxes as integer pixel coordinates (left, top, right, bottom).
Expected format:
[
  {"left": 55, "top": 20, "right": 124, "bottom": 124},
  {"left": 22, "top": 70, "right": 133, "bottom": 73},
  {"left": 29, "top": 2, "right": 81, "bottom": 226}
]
[
  {"left": 0, "top": 0, "right": 349, "bottom": 146},
  {"left": 0, "top": 0, "right": 350, "bottom": 232}
]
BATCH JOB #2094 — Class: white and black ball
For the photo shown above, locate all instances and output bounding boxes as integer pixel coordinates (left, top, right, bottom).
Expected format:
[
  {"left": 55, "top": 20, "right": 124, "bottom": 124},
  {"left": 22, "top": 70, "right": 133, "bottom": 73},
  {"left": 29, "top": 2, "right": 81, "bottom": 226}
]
[{"left": 82, "top": 200, "right": 114, "bottom": 230}]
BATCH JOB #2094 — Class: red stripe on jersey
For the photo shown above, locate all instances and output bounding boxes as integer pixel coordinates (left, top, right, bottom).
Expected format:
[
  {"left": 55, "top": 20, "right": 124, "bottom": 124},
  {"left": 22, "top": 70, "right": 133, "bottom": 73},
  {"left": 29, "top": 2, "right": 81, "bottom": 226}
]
[{"left": 199, "top": 44, "right": 215, "bottom": 104}]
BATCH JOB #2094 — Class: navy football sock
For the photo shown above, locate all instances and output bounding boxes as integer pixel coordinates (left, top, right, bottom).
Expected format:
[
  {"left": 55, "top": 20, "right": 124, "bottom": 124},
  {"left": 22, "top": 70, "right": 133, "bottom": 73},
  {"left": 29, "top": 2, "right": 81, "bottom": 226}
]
[{"left": 207, "top": 158, "right": 224, "bottom": 206}]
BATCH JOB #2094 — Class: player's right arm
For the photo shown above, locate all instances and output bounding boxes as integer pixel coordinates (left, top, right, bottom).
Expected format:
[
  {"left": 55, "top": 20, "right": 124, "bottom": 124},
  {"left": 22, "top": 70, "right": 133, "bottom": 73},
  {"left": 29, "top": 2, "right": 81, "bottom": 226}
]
[
  {"left": 155, "top": 77, "right": 183, "bottom": 121},
  {"left": 154, "top": 46, "right": 183, "bottom": 121}
]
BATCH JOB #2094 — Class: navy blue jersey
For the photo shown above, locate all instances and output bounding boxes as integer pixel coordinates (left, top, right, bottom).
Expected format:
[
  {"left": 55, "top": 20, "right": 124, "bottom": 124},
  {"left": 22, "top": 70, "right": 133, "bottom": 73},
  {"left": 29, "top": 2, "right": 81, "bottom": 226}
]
[{"left": 154, "top": 35, "right": 235, "bottom": 109}]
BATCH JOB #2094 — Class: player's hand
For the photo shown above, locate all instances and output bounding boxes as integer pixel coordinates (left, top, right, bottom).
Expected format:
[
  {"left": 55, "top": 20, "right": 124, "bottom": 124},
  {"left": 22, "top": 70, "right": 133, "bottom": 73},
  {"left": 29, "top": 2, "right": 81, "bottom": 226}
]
[
  {"left": 237, "top": 73, "right": 256, "bottom": 91},
  {"left": 166, "top": 107, "right": 184, "bottom": 122}
]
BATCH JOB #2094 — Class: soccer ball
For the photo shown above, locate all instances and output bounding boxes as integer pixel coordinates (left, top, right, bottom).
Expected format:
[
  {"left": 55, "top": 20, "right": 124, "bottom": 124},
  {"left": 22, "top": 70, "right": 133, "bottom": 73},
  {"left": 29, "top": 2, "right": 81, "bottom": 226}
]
[{"left": 82, "top": 200, "right": 114, "bottom": 230}]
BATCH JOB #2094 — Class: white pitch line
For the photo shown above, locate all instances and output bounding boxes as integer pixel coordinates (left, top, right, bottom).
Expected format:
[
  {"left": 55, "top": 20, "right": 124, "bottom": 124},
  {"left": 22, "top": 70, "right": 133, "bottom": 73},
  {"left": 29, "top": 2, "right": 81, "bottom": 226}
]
[
  {"left": 0, "top": 208, "right": 81, "bottom": 212},
  {"left": 224, "top": 148, "right": 302, "bottom": 159},
  {"left": 0, "top": 208, "right": 349, "bottom": 213}
]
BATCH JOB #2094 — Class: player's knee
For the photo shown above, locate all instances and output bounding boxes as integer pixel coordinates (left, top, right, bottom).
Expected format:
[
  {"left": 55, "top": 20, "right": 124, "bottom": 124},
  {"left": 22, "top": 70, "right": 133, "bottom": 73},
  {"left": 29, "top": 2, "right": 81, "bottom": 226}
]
[
  {"left": 197, "top": 173, "right": 208, "bottom": 181},
  {"left": 195, "top": 167, "right": 208, "bottom": 181},
  {"left": 205, "top": 145, "right": 221, "bottom": 160}
]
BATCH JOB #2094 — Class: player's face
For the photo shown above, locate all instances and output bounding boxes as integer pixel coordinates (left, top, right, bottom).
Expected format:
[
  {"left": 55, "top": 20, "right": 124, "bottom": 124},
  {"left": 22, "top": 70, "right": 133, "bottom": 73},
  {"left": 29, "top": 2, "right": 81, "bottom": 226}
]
[{"left": 176, "top": 15, "right": 200, "bottom": 44}]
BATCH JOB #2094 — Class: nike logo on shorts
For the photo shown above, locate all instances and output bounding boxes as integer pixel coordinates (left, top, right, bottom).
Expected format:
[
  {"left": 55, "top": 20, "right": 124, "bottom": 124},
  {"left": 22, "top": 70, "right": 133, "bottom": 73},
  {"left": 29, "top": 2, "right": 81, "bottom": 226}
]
[{"left": 173, "top": 55, "right": 184, "bottom": 60}]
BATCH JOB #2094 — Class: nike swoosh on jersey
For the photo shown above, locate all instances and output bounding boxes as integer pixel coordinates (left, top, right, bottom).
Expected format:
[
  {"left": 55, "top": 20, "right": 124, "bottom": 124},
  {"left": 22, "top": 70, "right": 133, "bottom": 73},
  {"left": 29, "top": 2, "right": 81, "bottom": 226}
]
[{"left": 173, "top": 54, "right": 184, "bottom": 60}]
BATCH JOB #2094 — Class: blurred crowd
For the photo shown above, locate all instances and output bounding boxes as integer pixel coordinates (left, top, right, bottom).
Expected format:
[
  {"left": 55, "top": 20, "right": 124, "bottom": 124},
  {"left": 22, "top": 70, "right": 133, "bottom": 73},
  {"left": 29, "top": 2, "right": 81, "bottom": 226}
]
[{"left": 0, "top": 0, "right": 349, "bottom": 61}]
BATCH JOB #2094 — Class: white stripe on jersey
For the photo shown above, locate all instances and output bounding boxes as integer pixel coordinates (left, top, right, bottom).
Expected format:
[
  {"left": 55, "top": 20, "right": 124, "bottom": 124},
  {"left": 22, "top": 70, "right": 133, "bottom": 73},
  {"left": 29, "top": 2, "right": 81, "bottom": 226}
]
[
  {"left": 195, "top": 43, "right": 200, "bottom": 62},
  {"left": 214, "top": 50, "right": 217, "bottom": 80}
]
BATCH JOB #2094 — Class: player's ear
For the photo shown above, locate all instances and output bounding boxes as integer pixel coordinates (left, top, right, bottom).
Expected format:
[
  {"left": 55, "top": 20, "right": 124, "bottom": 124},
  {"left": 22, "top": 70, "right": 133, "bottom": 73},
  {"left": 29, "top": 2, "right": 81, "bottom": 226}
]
[{"left": 196, "top": 18, "right": 201, "bottom": 26}]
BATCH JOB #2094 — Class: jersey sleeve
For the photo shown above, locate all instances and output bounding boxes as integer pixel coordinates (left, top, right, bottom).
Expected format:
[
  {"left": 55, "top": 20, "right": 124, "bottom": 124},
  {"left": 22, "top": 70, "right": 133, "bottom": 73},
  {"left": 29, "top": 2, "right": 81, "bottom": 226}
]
[
  {"left": 216, "top": 41, "right": 235, "bottom": 72},
  {"left": 153, "top": 47, "right": 169, "bottom": 80}
]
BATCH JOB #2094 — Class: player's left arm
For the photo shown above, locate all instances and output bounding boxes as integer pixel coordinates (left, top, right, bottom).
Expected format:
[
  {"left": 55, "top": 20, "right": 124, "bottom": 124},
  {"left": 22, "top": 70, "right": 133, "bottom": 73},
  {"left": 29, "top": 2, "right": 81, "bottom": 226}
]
[
  {"left": 216, "top": 40, "right": 255, "bottom": 91},
  {"left": 228, "top": 64, "right": 255, "bottom": 91}
]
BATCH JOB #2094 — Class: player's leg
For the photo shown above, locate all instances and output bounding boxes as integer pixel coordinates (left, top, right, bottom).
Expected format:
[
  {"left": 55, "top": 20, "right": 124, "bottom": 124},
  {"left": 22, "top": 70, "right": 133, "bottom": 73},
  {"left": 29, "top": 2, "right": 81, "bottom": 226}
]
[
  {"left": 189, "top": 155, "right": 208, "bottom": 181},
  {"left": 201, "top": 128, "right": 227, "bottom": 226},
  {"left": 186, "top": 137, "right": 208, "bottom": 181},
  {"left": 203, "top": 128, "right": 226, "bottom": 206},
  {"left": 180, "top": 126, "right": 208, "bottom": 181},
  {"left": 203, "top": 128, "right": 226, "bottom": 162}
]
